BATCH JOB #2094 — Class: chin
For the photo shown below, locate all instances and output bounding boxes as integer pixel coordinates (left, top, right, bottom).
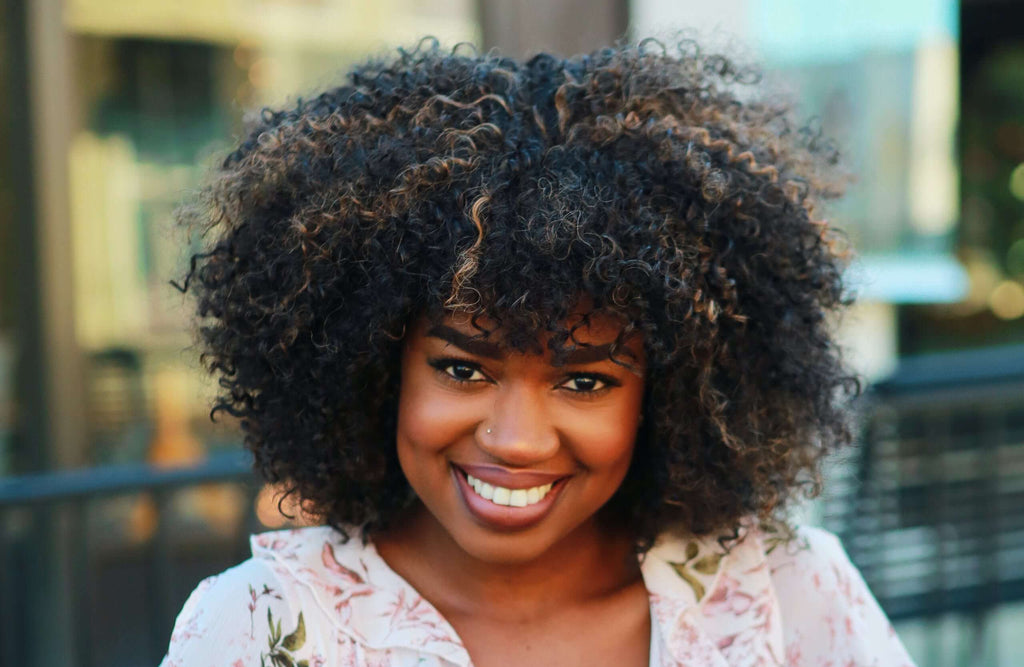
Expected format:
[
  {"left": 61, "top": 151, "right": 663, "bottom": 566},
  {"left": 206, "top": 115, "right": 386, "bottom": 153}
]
[{"left": 452, "top": 528, "right": 560, "bottom": 565}]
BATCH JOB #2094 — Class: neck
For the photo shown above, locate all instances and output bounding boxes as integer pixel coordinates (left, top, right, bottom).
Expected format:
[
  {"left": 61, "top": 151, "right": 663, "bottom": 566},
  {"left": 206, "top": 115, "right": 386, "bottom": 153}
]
[{"left": 375, "top": 504, "right": 642, "bottom": 623}]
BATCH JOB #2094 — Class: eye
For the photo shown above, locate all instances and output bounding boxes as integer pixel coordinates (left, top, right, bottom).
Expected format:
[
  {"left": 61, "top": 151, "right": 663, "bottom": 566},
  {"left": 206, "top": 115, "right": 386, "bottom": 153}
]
[
  {"left": 447, "top": 364, "right": 487, "bottom": 382},
  {"left": 428, "top": 358, "right": 490, "bottom": 384},
  {"left": 559, "top": 374, "right": 614, "bottom": 394}
]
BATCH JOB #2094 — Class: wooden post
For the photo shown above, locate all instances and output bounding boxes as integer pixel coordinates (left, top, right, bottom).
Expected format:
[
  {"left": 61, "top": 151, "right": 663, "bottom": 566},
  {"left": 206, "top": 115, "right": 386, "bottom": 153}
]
[
  {"left": 24, "top": 0, "right": 86, "bottom": 664},
  {"left": 27, "top": 0, "right": 87, "bottom": 473},
  {"left": 478, "top": 0, "right": 628, "bottom": 57}
]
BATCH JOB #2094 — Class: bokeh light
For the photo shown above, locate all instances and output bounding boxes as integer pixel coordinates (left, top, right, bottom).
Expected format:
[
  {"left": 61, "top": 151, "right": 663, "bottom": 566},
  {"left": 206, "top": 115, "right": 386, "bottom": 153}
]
[
  {"left": 960, "top": 250, "right": 1002, "bottom": 313},
  {"left": 1007, "top": 237, "right": 1024, "bottom": 276},
  {"left": 248, "top": 57, "right": 276, "bottom": 89},
  {"left": 1010, "top": 162, "right": 1024, "bottom": 201},
  {"left": 989, "top": 279, "right": 1024, "bottom": 319}
]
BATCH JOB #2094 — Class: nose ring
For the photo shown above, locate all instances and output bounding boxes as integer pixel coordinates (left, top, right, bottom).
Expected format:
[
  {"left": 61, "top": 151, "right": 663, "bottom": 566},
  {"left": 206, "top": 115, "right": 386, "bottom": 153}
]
[{"left": 485, "top": 428, "right": 492, "bottom": 434}]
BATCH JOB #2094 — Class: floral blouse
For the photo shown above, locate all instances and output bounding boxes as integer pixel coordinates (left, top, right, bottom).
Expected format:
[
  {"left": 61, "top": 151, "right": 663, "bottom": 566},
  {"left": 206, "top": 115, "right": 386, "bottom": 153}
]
[{"left": 160, "top": 523, "right": 916, "bottom": 667}]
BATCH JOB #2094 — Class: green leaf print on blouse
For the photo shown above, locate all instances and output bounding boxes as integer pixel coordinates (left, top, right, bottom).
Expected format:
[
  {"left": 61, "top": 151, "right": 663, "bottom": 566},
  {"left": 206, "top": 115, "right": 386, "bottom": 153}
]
[
  {"left": 668, "top": 540, "right": 724, "bottom": 602},
  {"left": 248, "top": 583, "right": 284, "bottom": 638},
  {"left": 261, "top": 609, "right": 307, "bottom": 667},
  {"left": 760, "top": 519, "right": 810, "bottom": 557}
]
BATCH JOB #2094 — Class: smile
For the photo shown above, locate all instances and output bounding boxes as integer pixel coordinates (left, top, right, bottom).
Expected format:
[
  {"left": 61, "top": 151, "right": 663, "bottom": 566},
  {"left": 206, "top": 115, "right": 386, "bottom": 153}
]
[
  {"left": 452, "top": 465, "right": 569, "bottom": 530},
  {"left": 464, "top": 473, "right": 553, "bottom": 507}
]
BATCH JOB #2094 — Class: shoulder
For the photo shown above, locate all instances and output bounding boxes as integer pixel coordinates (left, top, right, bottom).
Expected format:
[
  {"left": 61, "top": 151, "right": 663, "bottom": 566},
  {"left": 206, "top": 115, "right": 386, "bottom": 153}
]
[
  {"left": 760, "top": 523, "right": 871, "bottom": 610},
  {"left": 160, "top": 526, "right": 357, "bottom": 667},
  {"left": 642, "top": 522, "right": 843, "bottom": 603},
  {"left": 759, "top": 524, "right": 917, "bottom": 667},
  {"left": 760, "top": 522, "right": 844, "bottom": 573},
  {"left": 160, "top": 557, "right": 303, "bottom": 667},
  {"left": 644, "top": 523, "right": 916, "bottom": 666}
]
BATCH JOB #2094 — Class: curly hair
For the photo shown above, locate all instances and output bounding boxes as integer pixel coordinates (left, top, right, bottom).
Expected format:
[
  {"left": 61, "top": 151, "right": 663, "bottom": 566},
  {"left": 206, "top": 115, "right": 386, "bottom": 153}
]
[{"left": 177, "top": 38, "right": 859, "bottom": 551}]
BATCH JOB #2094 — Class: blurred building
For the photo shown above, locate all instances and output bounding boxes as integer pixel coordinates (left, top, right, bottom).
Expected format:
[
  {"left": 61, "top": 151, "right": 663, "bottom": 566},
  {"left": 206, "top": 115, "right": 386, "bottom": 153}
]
[{"left": 1, "top": 0, "right": 1023, "bottom": 666}]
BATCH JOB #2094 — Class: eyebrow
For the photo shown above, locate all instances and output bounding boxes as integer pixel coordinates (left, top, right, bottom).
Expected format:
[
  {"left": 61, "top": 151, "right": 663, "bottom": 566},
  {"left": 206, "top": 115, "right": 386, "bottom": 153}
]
[
  {"left": 426, "top": 325, "right": 638, "bottom": 365},
  {"left": 427, "top": 325, "right": 503, "bottom": 359}
]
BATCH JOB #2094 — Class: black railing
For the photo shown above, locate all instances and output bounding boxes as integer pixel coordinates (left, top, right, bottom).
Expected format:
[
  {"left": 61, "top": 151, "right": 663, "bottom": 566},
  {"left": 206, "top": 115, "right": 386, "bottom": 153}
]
[
  {"left": 820, "top": 344, "right": 1024, "bottom": 667},
  {"left": 0, "top": 450, "right": 253, "bottom": 508},
  {"left": 0, "top": 451, "right": 257, "bottom": 667},
  {"left": 2, "top": 344, "right": 1023, "bottom": 667}
]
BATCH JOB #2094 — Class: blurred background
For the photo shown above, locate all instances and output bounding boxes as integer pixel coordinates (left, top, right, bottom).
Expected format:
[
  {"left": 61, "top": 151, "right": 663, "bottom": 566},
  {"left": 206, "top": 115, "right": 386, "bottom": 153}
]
[{"left": 0, "top": 0, "right": 1022, "bottom": 665}]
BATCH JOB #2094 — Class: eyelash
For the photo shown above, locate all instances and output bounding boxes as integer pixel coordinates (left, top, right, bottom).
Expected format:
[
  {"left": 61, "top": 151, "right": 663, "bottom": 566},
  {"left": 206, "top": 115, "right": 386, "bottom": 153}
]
[{"left": 426, "top": 357, "right": 620, "bottom": 397}]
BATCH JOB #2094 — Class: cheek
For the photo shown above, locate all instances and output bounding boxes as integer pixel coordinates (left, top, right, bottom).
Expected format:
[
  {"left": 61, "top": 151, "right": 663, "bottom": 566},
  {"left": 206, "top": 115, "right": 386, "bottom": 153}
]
[
  {"left": 396, "top": 374, "right": 476, "bottom": 455},
  {"left": 564, "top": 390, "right": 644, "bottom": 470}
]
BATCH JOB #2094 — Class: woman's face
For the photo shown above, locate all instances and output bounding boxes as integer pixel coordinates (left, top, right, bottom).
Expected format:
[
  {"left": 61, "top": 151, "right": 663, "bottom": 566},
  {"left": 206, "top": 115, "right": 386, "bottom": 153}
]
[{"left": 395, "top": 309, "right": 645, "bottom": 565}]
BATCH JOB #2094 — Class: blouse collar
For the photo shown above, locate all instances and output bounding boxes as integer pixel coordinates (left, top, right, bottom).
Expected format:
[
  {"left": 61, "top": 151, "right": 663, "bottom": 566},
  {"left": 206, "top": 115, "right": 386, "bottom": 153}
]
[
  {"left": 253, "top": 527, "right": 471, "bottom": 665},
  {"left": 640, "top": 525, "right": 785, "bottom": 666},
  {"left": 251, "top": 524, "right": 785, "bottom": 666}
]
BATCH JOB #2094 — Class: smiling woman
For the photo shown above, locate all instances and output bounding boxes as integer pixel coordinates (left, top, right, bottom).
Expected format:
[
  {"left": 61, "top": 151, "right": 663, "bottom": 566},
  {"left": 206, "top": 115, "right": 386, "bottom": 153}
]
[{"left": 161, "top": 39, "right": 916, "bottom": 667}]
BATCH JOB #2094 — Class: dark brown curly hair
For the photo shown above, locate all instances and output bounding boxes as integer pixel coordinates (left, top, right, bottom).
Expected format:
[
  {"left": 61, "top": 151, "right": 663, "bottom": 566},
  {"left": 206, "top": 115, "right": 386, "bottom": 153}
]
[{"left": 177, "top": 38, "right": 859, "bottom": 551}]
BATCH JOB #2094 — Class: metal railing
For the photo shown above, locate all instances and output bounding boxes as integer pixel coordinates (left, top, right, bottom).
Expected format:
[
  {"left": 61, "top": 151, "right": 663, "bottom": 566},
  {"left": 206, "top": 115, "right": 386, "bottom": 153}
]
[
  {"left": 0, "top": 451, "right": 257, "bottom": 667},
  {"left": 820, "top": 344, "right": 1024, "bottom": 667}
]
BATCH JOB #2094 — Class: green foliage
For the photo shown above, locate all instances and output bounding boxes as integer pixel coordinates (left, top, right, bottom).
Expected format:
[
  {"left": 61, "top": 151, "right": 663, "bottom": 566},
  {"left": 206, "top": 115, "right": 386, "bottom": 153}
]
[
  {"left": 668, "top": 540, "right": 724, "bottom": 602},
  {"left": 261, "top": 609, "right": 307, "bottom": 667}
]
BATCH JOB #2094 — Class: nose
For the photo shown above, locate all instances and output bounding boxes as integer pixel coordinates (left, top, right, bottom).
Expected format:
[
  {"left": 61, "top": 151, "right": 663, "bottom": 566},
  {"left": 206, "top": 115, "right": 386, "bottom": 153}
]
[{"left": 477, "top": 380, "right": 559, "bottom": 465}]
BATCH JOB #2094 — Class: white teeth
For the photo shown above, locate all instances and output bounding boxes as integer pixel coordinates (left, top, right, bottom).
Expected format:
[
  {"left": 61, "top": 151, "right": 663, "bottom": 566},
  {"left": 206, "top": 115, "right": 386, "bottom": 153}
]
[
  {"left": 464, "top": 474, "right": 555, "bottom": 507},
  {"left": 492, "top": 486, "right": 511, "bottom": 505},
  {"left": 509, "top": 490, "right": 528, "bottom": 507}
]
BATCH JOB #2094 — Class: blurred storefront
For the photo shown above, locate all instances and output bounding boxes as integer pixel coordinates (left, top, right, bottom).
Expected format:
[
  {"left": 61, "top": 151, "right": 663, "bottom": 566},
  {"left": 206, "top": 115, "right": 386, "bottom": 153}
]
[
  {"left": 4, "top": 0, "right": 479, "bottom": 478},
  {"left": 902, "top": 1, "right": 1024, "bottom": 353},
  {"left": 635, "top": 0, "right": 967, "bottom": 381},
  {"left": 1, "top": 0, "right": 1023, "bottom": 666}
]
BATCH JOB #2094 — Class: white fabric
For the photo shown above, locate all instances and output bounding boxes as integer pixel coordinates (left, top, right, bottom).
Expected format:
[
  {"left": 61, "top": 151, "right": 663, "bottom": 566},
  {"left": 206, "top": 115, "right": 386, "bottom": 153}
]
[{"left": 160, "top": 523, "right": 916, "bottom": 666}]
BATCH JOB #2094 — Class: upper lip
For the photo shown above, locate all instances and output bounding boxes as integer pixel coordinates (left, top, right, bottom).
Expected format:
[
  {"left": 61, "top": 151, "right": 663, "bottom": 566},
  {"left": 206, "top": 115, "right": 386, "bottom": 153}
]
[{"left": 454, "top": 463, "right": 570, "bottom": 489}]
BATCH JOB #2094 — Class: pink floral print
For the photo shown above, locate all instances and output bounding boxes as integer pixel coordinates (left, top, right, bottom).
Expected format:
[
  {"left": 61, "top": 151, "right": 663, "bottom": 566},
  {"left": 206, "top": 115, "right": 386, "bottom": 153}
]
[{"left": 161, "top": 524, "right": 916, "bottom": 667}]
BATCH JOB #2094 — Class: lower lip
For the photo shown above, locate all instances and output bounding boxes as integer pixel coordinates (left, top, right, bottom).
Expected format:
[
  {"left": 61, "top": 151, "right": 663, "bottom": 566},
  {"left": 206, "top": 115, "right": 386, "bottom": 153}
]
[{"left": 452, "top": 467, "right": 567, "bottom": 531}]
